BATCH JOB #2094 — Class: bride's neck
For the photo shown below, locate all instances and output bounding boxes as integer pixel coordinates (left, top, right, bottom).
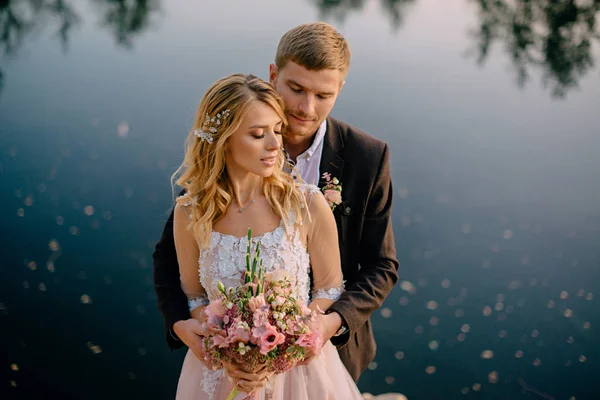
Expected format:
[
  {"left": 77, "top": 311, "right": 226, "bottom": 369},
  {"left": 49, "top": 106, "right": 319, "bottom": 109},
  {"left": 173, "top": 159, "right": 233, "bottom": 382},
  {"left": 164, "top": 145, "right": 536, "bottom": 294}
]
[{"left": 227, "top": 171, "right": 263, "bottom": 208}]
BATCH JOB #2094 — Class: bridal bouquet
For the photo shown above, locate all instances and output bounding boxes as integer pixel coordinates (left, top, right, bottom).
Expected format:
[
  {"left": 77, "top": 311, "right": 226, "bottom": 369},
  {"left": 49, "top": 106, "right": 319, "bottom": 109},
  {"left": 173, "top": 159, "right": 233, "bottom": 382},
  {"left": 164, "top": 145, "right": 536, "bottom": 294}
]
[{"left": 199, "top": 229, "right": 324, "bottom": 400}]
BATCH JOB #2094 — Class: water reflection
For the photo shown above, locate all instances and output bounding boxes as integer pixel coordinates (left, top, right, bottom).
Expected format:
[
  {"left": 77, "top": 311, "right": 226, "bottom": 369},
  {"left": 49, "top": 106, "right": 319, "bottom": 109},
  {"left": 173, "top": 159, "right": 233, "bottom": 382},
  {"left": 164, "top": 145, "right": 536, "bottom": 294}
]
[
  {"left": 90, "top": 0, "right": 160, "bottom": 48},
  {"left": 313, "top": 0, "right": 416, "bottom": 29},
  {"left": 0, "top": 0, "right": 159, "bottom": 93},
  {"left": 468, "top": 0, "right": 600, "bottom": 98},
  {"left": 313, "top": 0, "right": 600, "bottom": 98}
]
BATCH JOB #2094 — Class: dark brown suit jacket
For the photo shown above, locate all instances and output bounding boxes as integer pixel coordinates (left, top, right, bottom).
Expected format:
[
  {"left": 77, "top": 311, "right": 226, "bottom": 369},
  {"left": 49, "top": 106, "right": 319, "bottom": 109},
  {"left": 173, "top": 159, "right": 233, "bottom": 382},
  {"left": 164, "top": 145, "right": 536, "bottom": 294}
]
[{"left": 153, "top": 117, "right": 399, "bottom": 382}]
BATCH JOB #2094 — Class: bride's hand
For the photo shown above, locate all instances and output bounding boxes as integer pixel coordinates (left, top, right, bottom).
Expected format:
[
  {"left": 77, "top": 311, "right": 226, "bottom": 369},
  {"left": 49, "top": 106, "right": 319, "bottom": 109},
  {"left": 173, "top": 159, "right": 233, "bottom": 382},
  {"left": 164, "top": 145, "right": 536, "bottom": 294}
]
[{"left": 223, "top": 360, "right": 272, "bottom": 393}]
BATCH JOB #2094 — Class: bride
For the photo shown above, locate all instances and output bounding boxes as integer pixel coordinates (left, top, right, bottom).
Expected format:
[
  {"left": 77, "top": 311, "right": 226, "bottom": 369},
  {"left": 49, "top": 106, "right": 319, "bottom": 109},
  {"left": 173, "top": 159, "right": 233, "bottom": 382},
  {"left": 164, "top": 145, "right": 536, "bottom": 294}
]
[{"left": 171, "top": 73, "right": 364, "bottom": 400}]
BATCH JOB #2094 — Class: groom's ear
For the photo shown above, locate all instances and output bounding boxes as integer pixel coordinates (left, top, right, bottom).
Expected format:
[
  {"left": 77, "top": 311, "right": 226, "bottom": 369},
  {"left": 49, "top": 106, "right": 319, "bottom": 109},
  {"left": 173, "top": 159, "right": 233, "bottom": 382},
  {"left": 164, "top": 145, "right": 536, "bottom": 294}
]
[{"left": 268, "top": 63, "right": 278, "bottom": 86}]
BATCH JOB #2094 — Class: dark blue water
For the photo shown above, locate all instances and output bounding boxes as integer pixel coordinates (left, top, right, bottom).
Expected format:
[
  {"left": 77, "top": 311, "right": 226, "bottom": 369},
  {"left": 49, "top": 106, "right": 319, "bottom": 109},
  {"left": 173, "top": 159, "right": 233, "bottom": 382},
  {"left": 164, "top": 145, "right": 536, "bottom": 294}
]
[{"left": 1, "top": 1, "right": 599, "bottom": 399}]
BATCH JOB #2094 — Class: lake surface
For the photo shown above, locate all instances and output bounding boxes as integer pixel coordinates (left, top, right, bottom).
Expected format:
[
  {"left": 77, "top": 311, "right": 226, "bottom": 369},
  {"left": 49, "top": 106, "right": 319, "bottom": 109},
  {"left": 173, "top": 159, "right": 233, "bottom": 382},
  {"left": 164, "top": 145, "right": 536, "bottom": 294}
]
[{"left": 1, "top": 1, "right": 599, "bottom": 399}]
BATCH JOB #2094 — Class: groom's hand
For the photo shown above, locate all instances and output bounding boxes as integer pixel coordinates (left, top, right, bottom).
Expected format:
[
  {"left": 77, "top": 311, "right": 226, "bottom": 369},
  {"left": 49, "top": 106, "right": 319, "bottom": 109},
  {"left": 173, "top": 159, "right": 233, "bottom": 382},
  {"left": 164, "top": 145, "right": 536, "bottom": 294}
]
[
  {"left": 173, "top": 318, "right": 207, "bottom": 363},
  {"left": 297, "top": 311, "right": 342, "bottom": 365}
]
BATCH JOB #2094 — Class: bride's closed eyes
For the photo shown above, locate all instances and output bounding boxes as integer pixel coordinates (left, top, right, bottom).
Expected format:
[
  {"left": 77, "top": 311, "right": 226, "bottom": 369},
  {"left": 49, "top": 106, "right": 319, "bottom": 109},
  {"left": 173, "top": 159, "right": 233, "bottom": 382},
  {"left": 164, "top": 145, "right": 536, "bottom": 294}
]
[{"left": 252, "top": 130, "right": 283, "bottom": 139}]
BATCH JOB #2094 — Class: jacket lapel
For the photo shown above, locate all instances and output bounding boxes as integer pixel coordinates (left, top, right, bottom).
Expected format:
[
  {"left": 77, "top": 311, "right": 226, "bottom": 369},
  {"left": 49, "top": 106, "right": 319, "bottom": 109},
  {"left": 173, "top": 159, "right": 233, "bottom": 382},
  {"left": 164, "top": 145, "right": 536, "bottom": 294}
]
[{"left": 319, "top": 118, "right": 345, "bottom": 190}]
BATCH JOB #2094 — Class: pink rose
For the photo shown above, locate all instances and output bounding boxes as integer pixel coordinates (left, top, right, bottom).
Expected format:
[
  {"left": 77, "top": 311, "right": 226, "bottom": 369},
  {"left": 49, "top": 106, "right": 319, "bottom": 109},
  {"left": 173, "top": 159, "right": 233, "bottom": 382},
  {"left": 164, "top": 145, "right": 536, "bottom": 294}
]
[
  {"left": 295, "top": 331, "right": 324, "bottom": 354},
  {"left": 257, "top": 324, "right": 286, "bottom": 355},
  {"left": 205, "top": 299, "right": 227, "bottom": 327},
  {"left": 212, "top": 333, "right": 228, "bottom": 348},
  {"left": 323, "top": 189, "right": 341, "bottom": 205},
  {"left": 227, "top": 323, "right": 250, "bottom": 345},
  {"left": 253, "top": 309, "right": 269, "bottom": 328},
  {"left": 248, "top": 294, "right": 267, "bottom": 312},
  {"left": 265, "top": 269, "right": 291, "bottom": 284}
]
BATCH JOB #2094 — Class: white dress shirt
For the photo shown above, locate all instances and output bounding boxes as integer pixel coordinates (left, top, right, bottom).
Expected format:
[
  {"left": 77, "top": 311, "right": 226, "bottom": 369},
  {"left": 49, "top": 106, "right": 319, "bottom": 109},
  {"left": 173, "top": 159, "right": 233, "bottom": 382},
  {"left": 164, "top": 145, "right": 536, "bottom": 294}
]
[{"left": 286, "top": 120, "right": 327, "bottom": 186}]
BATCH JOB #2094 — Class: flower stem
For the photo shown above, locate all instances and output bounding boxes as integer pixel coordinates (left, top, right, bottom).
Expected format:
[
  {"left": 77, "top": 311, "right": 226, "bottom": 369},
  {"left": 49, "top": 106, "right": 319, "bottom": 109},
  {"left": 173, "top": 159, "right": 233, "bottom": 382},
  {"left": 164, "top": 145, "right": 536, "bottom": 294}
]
[{"left": 225, "top": 387, "right": 241, "bottom": 400}]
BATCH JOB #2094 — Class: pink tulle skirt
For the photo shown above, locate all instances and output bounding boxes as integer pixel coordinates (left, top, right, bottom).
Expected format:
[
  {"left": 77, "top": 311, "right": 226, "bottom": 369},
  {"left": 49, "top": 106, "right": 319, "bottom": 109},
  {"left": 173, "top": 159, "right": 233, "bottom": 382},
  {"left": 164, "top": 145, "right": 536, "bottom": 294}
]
[{"left": 175, "top": 341, "right": 364, "bottom": 400}]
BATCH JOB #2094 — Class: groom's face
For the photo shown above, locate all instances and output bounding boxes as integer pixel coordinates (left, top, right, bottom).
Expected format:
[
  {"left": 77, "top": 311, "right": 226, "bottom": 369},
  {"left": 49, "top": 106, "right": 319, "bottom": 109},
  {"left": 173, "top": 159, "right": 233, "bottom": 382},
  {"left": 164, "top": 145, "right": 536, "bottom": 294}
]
[{"left": 270, "top": 61, "right": 343, "bottom": 139}]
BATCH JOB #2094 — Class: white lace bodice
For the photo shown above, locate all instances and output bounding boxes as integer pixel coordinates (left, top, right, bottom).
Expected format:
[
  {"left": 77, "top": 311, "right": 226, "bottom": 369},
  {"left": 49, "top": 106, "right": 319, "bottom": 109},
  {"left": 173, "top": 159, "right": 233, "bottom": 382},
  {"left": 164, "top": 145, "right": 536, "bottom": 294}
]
[
  {"left": 175, "top": 183, "right": 344, "bottom": 313},
  {"left": 199, "top": 215, "right": 312, "bottom": 304}
]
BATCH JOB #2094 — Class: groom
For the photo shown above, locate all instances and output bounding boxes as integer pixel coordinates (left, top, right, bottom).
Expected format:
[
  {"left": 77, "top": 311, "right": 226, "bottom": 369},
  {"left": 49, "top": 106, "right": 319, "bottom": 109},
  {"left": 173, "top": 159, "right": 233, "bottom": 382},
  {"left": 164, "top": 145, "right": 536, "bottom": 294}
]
[{"left": 153, "top": 22, "right": 399, "bottom": 383}]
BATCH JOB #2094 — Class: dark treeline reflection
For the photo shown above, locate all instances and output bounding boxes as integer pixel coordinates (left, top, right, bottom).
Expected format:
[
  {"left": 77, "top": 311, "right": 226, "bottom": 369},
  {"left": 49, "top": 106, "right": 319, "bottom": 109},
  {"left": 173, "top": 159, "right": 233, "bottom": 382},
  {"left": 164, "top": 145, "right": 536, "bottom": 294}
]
[
  {"left": 0, "top": 0, "right": 160, "bottom": 93},
  {"left": 468, "top": 0, "right": 600, "bottom": 98},
  {"left": 2, "top": 0, "right": 598, "bottom": 98},
  {"left": 314, "top": 0, "right": 600, "bottom": 98}
]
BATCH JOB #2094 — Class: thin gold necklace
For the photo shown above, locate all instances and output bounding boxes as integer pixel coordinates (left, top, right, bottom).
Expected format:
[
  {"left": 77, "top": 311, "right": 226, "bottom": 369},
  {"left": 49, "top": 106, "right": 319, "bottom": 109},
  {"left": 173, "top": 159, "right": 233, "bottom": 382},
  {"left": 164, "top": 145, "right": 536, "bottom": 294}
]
[{"left": 238, "top": 198, "right": 256, "bottom": 214}]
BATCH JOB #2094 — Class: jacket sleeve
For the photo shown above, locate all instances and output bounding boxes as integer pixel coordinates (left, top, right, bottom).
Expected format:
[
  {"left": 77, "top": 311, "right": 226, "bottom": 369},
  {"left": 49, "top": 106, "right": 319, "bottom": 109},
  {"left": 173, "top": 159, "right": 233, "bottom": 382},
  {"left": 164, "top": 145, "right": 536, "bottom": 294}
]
[
  {"left": 328, "top": 143, "right": 399, "bottom": 347},
  {"left": 152, "top": 204, "right": 190, "bottom": 350}
]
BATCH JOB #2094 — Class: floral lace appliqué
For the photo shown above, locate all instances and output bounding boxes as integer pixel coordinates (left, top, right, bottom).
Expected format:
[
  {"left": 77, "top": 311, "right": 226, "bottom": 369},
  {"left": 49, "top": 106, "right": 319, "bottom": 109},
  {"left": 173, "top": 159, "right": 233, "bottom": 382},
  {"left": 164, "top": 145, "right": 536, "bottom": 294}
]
[
  {"left": 198, "top": 218, "right": 311, "bottom": 305},
  {"left": 311, "top": 282, "right": 345, "bottom": 302},
  {"left": 201, "top": 368, "right": 222, "bottom": 400},
  {"left": 188, "top": 296, "right": 209, "bottom": 311}
]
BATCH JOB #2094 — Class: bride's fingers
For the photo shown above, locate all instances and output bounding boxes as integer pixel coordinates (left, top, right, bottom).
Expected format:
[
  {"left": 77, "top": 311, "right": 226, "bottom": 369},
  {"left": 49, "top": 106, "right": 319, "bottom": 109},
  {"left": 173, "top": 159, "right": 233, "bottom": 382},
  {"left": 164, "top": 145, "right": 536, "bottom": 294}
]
[
  {"left": 234, "top": 368, "right": 268, "bottom": 382},
  {"left": 236, "top": 377, "right": 268, "bottom": 392}
]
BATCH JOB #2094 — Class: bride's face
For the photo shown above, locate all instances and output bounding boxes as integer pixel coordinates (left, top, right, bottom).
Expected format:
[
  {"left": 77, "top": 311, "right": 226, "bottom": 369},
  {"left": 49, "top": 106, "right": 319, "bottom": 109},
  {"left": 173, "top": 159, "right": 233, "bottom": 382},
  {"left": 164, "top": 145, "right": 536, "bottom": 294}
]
[{"left": 224, "top": 100, "right": 283, "bottom": 178}]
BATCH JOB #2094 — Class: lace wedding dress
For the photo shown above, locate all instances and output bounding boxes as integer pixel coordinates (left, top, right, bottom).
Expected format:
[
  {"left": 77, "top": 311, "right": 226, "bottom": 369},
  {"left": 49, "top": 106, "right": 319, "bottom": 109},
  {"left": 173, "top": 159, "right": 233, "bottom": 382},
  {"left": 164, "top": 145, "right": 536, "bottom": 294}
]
[{"left": 173, "top": 186, "right": 364, "bottom": 400}]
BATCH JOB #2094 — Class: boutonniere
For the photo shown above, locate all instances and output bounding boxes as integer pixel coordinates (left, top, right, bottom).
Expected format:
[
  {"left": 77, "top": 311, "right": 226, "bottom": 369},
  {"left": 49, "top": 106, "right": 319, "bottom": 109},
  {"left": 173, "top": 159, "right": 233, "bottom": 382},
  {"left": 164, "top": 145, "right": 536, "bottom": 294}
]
[{"left": 321, "top": 172, "right": 342, "bottom": 211}]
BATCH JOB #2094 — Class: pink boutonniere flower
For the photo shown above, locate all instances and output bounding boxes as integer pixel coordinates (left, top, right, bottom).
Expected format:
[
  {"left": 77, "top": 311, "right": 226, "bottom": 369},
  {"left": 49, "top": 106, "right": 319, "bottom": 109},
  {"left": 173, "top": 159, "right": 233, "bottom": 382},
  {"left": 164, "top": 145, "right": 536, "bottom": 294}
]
[{"left": 321, "top": 172, "right": 342, "bottom": 211}]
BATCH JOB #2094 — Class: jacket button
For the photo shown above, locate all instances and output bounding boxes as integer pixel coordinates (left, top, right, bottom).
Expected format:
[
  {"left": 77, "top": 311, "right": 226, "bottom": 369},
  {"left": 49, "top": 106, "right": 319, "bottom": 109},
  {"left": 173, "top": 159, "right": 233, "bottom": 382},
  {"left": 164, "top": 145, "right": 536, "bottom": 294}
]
[{"left": 345, "top": 206, "right": 351, "bottom": 214}]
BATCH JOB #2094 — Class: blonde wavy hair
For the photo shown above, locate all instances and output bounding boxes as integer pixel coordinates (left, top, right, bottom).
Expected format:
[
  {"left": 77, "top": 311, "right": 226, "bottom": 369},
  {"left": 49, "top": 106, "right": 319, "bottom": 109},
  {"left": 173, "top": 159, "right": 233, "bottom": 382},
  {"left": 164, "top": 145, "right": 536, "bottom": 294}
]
[{"left": 171, "top": 73, "right": 306, "bottom": 248}]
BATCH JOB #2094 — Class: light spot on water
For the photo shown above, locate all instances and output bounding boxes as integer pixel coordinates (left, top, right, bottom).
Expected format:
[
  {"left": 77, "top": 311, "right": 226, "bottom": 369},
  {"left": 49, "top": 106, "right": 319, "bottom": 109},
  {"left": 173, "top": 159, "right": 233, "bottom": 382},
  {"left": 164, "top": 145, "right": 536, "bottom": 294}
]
[
  {"left": 400, "top": 281, "right": 416, "bottom": 294},
  {"left": 564, "top": 309, "right": 573, "bottom": 318},
  {"left": 380, "top": 308, "right": 392, "bottom": 319},
  {"left": 84, "top": 205, "right": 95, "bottom": 216},
  {"left": 48, "top": 240, "right": 60, "bottom": 251},
  {"left": 118, "top": 122, "right": 129, "bottom": 137},
  {"left": 481, "top": 350, "right": 494, "bottom": 359},
  {"left": 515, "top": 350, "right": 523, "bottom": 358}
]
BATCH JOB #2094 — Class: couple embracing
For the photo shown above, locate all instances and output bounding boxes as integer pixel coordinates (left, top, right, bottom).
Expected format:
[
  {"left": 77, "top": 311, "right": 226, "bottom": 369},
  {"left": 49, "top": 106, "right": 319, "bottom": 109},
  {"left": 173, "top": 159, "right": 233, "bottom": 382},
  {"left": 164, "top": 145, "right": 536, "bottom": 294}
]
[{"left": 153, "top": 22, "right": 399, "bottom": 400}]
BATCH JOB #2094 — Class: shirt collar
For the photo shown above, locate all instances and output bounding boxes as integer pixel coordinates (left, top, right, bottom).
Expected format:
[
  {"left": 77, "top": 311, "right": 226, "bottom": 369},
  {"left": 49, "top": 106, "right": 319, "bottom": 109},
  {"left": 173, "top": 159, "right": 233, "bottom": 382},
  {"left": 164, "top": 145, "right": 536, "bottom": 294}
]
[{"left": 299, "top": 120, "right": 327, "bottom": 159}]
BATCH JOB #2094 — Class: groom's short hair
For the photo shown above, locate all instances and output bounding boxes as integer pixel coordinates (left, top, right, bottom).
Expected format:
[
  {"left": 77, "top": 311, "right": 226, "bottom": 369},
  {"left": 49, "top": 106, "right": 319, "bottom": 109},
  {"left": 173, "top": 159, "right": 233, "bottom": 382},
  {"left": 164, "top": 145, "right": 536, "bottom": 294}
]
[{"left": 275, "top": 22, "right": 351, "bottom": 76}]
